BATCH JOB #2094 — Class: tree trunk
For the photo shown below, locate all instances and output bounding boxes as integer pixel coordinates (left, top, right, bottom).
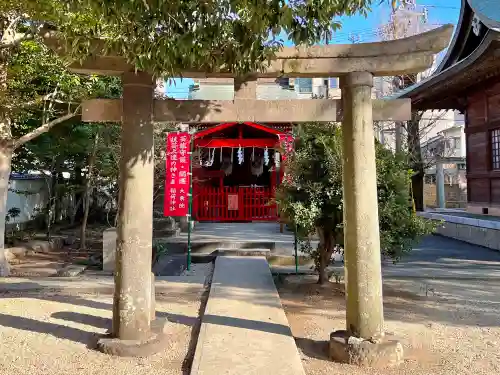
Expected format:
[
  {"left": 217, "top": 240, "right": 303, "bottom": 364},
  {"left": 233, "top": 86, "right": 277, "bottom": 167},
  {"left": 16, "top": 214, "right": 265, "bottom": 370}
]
[
  {"left": 407, "top": 111, "right": 425, "bottom": 211},
  {"left": 80, "top": 130, "right": 100, "bottom": 249},
  {"left": 54, "top": 170, "right": 64, "bottom": 222},
  {"left": 318, "top": 255, "right": 328, "bottom": 284},
  {"left": 0, "top": 58, "right": 13, "bottom": 276},
  {"left": 412, "top": 171, "right": 425, "bottom": 212},
  {"left": 0, "top": 145, "right": 12, "bottom": 276},
  {"left": 316, "top": 228, "right": 335, "bottom": 285},
  {"left": 73, "top": 166, "right": 85, "bottom": 221},
  {"left": 43, "top": 173, "right": 54, "bottom": 241}
]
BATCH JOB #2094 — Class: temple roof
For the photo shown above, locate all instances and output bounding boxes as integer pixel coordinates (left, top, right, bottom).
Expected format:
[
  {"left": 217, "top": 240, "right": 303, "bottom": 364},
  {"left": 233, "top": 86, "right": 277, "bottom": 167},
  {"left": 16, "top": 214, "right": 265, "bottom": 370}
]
[
  {"left": 393, "top": 0, "right": 500, "bottom": 111},
  {"left": 468, "top": 0, "right": 500, "bottom": 31},
  {"left": 194, "top": 122, "right": 285, "bottom": 140}
]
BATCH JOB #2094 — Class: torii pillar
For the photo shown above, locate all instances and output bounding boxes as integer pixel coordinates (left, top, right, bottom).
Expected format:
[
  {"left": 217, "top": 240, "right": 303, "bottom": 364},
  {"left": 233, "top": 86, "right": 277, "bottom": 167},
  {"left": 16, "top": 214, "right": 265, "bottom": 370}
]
[
  {"left": 340, "top": 71, "right": 384, "bottom": 340},
  {"left": 97, "top": 72, "right": 167, "bottom": 356},
  {"left": 328, "top": 71, "right": 402, "bottom": 367}
]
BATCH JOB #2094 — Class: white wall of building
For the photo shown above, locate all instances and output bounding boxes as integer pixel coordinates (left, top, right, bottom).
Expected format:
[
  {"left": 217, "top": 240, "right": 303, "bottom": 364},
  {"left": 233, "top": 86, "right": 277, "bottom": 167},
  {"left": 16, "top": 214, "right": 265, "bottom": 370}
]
[
  {"left": 6, "top": 176, "right": 76, "bottom": 227},
  {"left": 188, "top": 77, "right": 341, "bottom": 101},
  {"left": 7, "top": 178, "right": 48, "bottom": 224}
]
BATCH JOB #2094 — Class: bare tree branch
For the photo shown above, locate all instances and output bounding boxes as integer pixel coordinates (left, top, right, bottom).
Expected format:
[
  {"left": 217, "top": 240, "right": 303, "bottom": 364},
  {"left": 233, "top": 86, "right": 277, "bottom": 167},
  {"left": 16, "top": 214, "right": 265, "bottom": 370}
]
[
  {"left": 0, "top": 33, "right": 35, "bottom": 50},
  {"left": 13, "top": 105, "right": 81, "bottom": 149},
  {"left": 3, "top": 15, "right": 22, "bottom": 38},
  {"left": 0, "top": 21, "right": 49, "bottom": 50}
]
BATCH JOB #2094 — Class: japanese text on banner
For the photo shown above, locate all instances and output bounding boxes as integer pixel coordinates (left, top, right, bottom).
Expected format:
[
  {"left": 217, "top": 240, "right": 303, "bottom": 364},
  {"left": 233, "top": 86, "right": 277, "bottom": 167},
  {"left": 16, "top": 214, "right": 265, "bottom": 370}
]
[{"left": 165, "top": 132, "right": 191, "bottom": 217}]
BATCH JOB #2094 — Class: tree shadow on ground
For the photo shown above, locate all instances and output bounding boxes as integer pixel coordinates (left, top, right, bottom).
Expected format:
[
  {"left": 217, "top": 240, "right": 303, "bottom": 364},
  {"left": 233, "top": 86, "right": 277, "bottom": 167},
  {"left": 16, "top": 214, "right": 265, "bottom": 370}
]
[
  {"left": 50, "top": 305, "right": 294, "bottom": 338},
  {"left": 0, "top": 275, "right": 213, "bottom": 375},
  {"left": 51, "top": 310, "right": 199, "bottom": 330},
  {"left": 0, "top": 312, "right": 100, "bottom": 347},
  {"left": 277, "top": 275, "right": 500, "bottom": 329},
  {"left": 51, "top": 311, "right": 111, "bottom": 330},
  {"left": 0, "top": 281, "right": 206, "bottom": 354},
  {"left": 294, "top": 337, "right": 330, "bottom": 361}
]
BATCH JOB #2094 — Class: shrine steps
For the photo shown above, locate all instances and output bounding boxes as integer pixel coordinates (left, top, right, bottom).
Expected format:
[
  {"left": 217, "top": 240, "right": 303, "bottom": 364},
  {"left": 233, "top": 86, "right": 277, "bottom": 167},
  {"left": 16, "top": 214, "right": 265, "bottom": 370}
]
[{"left": 189, "top": 251, "right": 313, "bottom": 267}]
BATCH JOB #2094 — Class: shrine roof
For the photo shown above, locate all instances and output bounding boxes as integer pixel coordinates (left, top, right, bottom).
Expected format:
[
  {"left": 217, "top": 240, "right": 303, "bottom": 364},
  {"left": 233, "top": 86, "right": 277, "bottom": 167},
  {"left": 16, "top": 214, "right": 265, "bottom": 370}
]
[
  {"left": 194, "top": 122, "right": 286, "bottom": 139},
  {"left": 392, "top": 0, "right": 500, "bottom": 111}
]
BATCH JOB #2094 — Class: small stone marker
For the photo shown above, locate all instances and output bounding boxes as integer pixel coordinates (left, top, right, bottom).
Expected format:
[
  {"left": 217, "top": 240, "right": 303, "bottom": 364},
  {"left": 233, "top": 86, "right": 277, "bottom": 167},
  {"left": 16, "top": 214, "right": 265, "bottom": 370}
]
[{"left": 102, "top": 228, "right": 117, "bottom": 272}]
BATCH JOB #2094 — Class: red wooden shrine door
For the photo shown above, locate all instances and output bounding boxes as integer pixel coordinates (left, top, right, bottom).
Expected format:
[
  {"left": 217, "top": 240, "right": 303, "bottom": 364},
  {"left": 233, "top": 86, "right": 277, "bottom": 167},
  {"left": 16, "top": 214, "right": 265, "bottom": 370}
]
[{"left": 193, "top": 186, "right": 278, "bottom": 222}]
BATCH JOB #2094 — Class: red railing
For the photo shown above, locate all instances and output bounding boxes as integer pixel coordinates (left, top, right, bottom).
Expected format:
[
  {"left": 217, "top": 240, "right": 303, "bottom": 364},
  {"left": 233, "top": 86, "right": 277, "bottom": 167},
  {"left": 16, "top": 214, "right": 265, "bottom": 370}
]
[{"left": 193, "top": 186, "right": 278, "bottom": 222}]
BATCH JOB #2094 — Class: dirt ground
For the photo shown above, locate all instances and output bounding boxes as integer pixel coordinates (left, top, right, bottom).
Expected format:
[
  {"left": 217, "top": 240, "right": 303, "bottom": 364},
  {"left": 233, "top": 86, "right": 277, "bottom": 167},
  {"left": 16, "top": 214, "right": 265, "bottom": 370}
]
[
  {"left": 0, "top": 263, "right": 213, "bottom": 375},
  {"left": 277, "top": 275, "right": 500, "bottom": 375},
  {"left": 8, "top": 226, "right": 105, "bottom": 277}
]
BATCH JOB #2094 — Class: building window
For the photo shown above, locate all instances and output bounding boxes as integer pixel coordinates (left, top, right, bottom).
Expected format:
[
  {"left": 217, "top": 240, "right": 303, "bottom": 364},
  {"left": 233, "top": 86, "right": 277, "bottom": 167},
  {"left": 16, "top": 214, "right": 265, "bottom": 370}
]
[
  {"left": 329, "top": 78, "right": 338, "bottom": 88},
  {"left": 276, "top": 77, "right": 290, "bottom": 87},
  {"left": 425, "top": 175, "right": 436, "bottom": 184},
  {"left": 296, "top": 78, "right": 312, "bottom": 93},
  {"left": 492, "top": 129, "right": 500, "bottom": 169}
]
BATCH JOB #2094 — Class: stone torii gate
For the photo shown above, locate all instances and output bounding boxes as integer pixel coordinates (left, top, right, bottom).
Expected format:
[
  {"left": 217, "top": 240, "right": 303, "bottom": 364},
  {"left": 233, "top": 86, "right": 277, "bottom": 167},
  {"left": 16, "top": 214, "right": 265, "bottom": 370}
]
[{"left": 47, "top": 25, "right": 452, "bottom": 362}]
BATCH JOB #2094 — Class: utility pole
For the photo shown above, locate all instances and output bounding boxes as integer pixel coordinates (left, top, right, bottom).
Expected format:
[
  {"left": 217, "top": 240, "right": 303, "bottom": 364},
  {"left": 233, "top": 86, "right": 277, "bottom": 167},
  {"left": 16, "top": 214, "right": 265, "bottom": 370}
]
[
  {"left": 325, "top": 30, "right": 330, "bottom": 99},
  {"left": 387, "top": 0, "right": 428, "bottom": 153},
  {"left": 392, "top": 2, "right": 403, "bottom": 153},
  {"left": 383, "top": 0, "right": 432, "bottom": 210}
]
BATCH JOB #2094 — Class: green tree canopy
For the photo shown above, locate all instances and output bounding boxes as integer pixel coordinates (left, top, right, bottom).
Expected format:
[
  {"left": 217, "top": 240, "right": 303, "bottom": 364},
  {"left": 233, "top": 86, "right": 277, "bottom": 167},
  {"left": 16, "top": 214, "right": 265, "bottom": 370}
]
[
  {"left": 277, "top": 123, "right": 435, "bottom": 284},
  {"left": 25, "top": 0, "right": 379, "bottom": 77}
]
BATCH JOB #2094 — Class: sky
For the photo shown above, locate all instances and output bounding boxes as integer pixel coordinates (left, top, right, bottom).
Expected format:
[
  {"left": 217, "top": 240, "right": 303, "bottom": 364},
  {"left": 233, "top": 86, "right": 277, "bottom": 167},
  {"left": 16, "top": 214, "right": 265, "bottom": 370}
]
[{"left": 166, "top": 0, "right": 461, "bottom": 99}]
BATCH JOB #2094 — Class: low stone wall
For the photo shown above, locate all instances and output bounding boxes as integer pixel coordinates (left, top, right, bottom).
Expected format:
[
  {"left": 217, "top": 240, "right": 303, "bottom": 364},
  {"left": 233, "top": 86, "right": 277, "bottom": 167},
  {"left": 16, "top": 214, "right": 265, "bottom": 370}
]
[
  {"left": 419, "top": 211, "right": 500, "bottom": 250},
  {"left": 423, "top": 183, "right": 467, "bottom": 209},
  {"left": 5, "top": 237, "right": 66, "bottom": 262}
]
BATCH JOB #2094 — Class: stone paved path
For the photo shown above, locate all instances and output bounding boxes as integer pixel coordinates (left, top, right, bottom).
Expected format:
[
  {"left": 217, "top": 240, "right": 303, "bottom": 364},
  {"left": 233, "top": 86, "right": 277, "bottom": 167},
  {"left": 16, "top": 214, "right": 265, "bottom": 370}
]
[
  {"left": 190, "top": 256, "right": 305, "bottom": 375},
  {"left": 383, "top": 235, "right": 500, "bottom": 279}
]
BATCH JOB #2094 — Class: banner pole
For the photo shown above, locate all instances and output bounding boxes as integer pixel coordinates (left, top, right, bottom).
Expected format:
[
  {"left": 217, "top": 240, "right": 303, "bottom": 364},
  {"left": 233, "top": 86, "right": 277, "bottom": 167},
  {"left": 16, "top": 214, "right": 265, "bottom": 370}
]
[
  {"left": 294, "top": 224, "right": 299, "bottom": 274},
  {"left": 187, "top": 135, "right": 193, "bottom": 271}
]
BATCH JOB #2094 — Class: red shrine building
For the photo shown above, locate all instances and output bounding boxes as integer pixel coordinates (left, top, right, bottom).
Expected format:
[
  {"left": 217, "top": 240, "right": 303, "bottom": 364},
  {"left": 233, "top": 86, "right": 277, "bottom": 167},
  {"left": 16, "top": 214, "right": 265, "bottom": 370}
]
[
  {"left": 191, "top": 121, "right": 293, "bottom": 222},
  {"left": 399, "top": 0, "right": 500, "bottom": 216},
  {"left": 165, "top": 77, "right": 336, "bottom": 222}
]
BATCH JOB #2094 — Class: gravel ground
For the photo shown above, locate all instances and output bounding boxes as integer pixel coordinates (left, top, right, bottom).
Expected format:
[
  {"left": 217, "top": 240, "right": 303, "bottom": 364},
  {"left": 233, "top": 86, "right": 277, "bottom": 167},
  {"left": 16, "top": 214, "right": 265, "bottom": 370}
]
[
  {"left": 0, "top": 262, "right": 213, "bottom": 375},
  {"left": 277, "top": 275, "right": 500, "bottom": 375}
]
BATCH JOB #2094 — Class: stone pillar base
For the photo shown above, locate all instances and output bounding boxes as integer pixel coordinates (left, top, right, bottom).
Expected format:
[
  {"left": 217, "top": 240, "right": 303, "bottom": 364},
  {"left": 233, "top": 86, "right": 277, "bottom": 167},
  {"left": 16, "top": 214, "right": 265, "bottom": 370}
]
[
  {"left": 97, "top": 318, "right": 169, "bottom": 357},
  {"left": 329, "top": 330, "right": 403, "bottom": 367}
]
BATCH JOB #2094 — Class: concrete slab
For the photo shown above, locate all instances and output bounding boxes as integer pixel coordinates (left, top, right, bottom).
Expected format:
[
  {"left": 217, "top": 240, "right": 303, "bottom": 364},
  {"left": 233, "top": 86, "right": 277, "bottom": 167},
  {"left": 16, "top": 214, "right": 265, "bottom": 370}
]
[
  {"left": 0, "top": 274, "right": 208, "bottom": 293},
  {"left": 163, "top": 222, "right": 318, "bottom": 258},
  {"left": 170, "top": 222, "right": 294, "bottom": 243},
  {"left": 191, "top": 256, "right": 305, "bottom": 375}
]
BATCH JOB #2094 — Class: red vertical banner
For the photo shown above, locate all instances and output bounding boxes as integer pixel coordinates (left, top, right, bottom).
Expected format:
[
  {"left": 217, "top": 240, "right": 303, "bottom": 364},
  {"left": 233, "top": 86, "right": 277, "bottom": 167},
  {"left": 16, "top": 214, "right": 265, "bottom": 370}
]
[
  {"left": 164, "top": 132, "right": 191, "bottom": 217},
  {"left": 278, "top": 133, "right": 294, "bottom": 162},
  {"left": 278, "top": 134, "right": 294, "bottom": 184}
]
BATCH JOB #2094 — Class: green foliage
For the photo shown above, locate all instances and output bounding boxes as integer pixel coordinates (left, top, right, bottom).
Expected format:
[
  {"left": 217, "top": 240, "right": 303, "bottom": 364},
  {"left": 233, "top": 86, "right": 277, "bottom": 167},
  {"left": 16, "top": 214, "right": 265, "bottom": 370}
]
[
  {"left": 7, "top": 39, "right": 121, "bottom": 136},
  {"left": 20, "top": 0, "right": 378, "bottom": 77},
  {"left": 277, "top": 123, "right": 436, "bottom": 272},
  {"left": 152, "top": 241, "right": 169, "bottom": 266},
  {"left": 278, "top": 122, "right": 344, "bottom": 238},
  {"left": 375, "top": 138, "right": 437, "bottom": 261},
  {"left": 5, "top": 207, "right": 20, "bottom": 222}
]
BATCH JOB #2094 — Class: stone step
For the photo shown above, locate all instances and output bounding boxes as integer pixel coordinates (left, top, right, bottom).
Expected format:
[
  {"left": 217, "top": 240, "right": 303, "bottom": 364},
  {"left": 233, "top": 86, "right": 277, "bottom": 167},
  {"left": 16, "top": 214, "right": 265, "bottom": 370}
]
[
  {"left": 215, "top": 248, "right": 271, "bottom": 257},
  {"left": 163, "top": 240, "right": 279, "bottom": 255},
  {"left": 153, "top": 228, "right": 181, "bottom": 238}
]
